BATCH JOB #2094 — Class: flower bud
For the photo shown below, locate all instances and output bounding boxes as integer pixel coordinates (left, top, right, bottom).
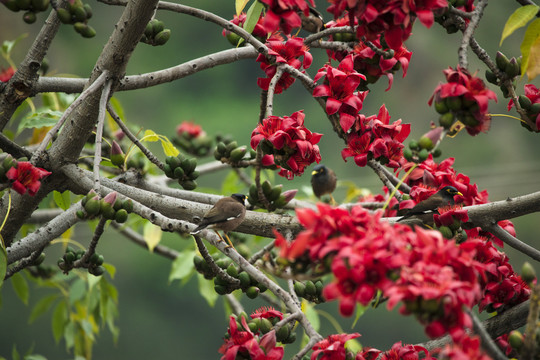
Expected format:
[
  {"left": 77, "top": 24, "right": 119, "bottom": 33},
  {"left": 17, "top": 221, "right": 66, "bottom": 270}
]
[
  {"left": 521, "top": 261, "right": 536, "bottom": 284},
  {"left": 110, "top": 141, "right": 125, "bottom": 167}
]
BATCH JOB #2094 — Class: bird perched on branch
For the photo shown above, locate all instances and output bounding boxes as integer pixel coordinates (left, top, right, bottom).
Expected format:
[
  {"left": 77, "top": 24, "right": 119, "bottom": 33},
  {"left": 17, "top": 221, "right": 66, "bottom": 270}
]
[
  {"left": 311, "top": 164, "right": 337, "bottom": 204},
  {"left": 191, "top": 194, "right": 247, "bottom": 249},
  {"left": 300, "top": 6, "right": 325, "bottom": 33},
  {"left": 398, "top": 186, "right": 463, "bottom": 222}
]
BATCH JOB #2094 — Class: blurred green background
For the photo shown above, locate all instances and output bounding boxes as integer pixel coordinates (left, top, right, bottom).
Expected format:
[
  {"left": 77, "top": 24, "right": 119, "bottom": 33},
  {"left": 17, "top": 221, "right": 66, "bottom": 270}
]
[{"left": 1, "top": 1, "right": 540, "bottom": 358}]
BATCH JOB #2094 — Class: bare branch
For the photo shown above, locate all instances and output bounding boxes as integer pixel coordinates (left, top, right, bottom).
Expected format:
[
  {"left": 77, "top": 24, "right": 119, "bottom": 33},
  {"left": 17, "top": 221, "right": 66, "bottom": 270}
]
[{"left": 458, "top": 0, "right": 488, "bottom": 69}]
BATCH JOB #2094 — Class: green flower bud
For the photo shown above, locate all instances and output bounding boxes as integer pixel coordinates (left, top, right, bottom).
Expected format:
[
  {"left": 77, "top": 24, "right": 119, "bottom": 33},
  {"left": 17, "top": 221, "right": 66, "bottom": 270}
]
[
  {"left": 23, "top": 11, "right": 37, "bottom": 24},
  {"left": 229, "top": 146, "right": 247, "bottom": 161},
  {"left": 180, "top": 180, "right": 197, "bottom": 191},
  {"left": 261, "top": 180, "right": 272, "bottom": 196},
  {"left": 403, "top": 147, "right": 413, "bottom": 161},
  {"left": 418, "top": 136, "right": 434, "bottom": 150},
  {"left": 304, "top": 281, "right": 316, "bottom": 296},
  {"left": 150, "top": 19, "right": 164, "bottom": 36},
  {"left": 101, "top": 202, "right": 116, "bottom": 220},
  {"left": 259, "top": 318, "right": 272, "bottom": 333},
  {"left": 246, "top": 286, "right": 260, "bottom": 299},
  {"left": 173, "top": 166, "right": 185, "bottom": 179},
  {"left": 508, "top": 330, "right": 524, "bottom": 350},
  {"left": 154, "top": 29, "right": 171, "bottom": 46},
  {"left": 485, "top": 69, "right": 498, "bottom": 85},
  {"left": 180, "top": 158, "right": 197, "bottom": 175},
  {"left": 115, "top": 209, "right": 128, "bottom": 223},
  {"left": 214, "top": 284, "right": 227, "bottom": 295},
  {"left": 495, "top": 51, "right": 510, "bottom": 72},
  {"left": 439, "top": 112, "right": 455, "bottom": 129},
  {"left": 446, "top": 96, "right": 462, "bottom": 111},
  {"left": 276, "top": 325, "right": 291, "bottom": 342},
  {"left": 84, "top": 197, "right": 101, "bottom": 216},
  {"left": 505, "top": 57, "right": 520, "bottom": 78},
  {"left": 238, "top": 272, "right": 251, "bottom": 289},
  {"left": 91, "top": 266, "right": 105, "bottom": 276},
  {"left": 4, "top": 0, "right": 20, "bottom": 11},
  {"left": 438, "top": 226, "right": 453, "bottom": 239},
  {"left": 268, "top": 185, "right": 282, "bottom": 202},
  {"left": 417, "top": 149, "right": 429, "bottom": 162},
  {"left": 226, "top": 263, "right": 238, "bottom": 277},
  {"left": 521, "top": 261, "right": 536, "bottom": 284},
  {"left": 434, "top": 100, "right": 449, "bottom": 114},
  {"left": 293, "top": 281, "right": 306, "bottom": 297},
  {"left": 518, "top": 95, "right": 532, "bottom": 110},
  {"left": 72, "top": 5, "right": 87, "bottom": 22},
  {"left": 16, "top": 0, "right": 31, "bottom": 10}
]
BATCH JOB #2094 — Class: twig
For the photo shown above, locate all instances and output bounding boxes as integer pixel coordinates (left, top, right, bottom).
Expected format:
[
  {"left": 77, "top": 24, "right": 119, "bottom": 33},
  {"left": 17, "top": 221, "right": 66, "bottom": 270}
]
[
  {"left": 33, "top": 71, "right": 109, "bottom": 159},
  {"left": 265, "top": 66, "right": 285, "bottom": 118},
  {"left": 111, "top": 222, "right": 179, "bottom": 260},
  {"left": 467, "top": 309, "right": 507, "bottom": 360},
  {"left": 225, "top": 294, "right": 244, "bottom": 315},
  {"left": 367, "top": 160, "right": 403, "bottom": 202},
  {"left": 107, "top": 103, "right": 165, "bottom": 171},
  {"left": 458, "top": 0, "right": 488, "bottom": 69},
  {"left": 523, "top": 283, "right": 540, "bottom": 359},
  {"left": 74, "top": 218, "right": 107, "bottom": 267},
  {"left": 194, "top": 235, "right": 240, "bottom": 286},
  {"left": 4, "top": 246, "right": 45, "bottom": 280},
  {"left": 93, "top": 79, "right": 113, "bottom": 192},
  {"left": 484, "top": 224, "right": 540, "bottom": 262},
  {"left": 249, "top": 239, "right": 275, "bottom": 265},
  {"left": 304, "top": 26, "right": 355, "bottom": 44}
]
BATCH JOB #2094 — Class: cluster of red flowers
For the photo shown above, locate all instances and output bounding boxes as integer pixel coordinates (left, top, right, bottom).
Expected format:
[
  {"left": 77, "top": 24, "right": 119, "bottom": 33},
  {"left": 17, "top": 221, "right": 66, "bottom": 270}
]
[
  {"left": 341, "top": 104, "right": 410, "bottom": 168},
  {"left": 429, "top": 67, "right": 497, "bottom": 136},
  {"left": 434, "top": 334, "right": 491, "bottom": 360},
  {"left": 508, "top": 83, "right": 540, "bottom": 132},
  {"left": 358, "top": 341, "right": 432, "bottom": 360},
  {"left": 275, "top": 204, "right": 503, "bottom": 341},
  {"left": 5, "top": 161, "right": 52, "bottom": 196},
  {"left": 326, "top": 16, "right": 412, "bottom": 91},
  {"left": 471, "top": 239, "right": 531, "bottom": 314},
  {"left": 326, "top": 0, "right": 447, "bottom": 50},
  {"left": 257, "top": 36, "right": 313, "bottom": 94},
  {"left": 311, "top": 333, "right": 360, "bottom": 360},
  {"left": 313, "top": 55, "right": 367, "bottom": 133},
  {"left": 250, "top": 110, "right": 322, "bottom": 179},
  {"left": 219, "top": 315, "right": 284, "bottom": 360},
  {"left": 176, "top": 121, "right": 205, "bottom": 139},
  {"left": 259, "top": 0, "right": 313, "bottom": 34}
]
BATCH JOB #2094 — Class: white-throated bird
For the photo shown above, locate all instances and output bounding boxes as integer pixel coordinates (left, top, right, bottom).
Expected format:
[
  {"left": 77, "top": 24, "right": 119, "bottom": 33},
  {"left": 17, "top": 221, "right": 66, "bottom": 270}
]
[{"left": 191, "top": 194, "right": 247, "bottom": 249}]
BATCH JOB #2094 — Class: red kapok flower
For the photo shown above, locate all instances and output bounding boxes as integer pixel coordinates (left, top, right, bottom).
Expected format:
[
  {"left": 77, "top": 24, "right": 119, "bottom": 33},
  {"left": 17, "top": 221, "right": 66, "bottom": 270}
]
[
  {"left": 0, "top": 66, "right": 15, "bottom": 82},
  {"left": 259, "top": 0, "right": 314, "bottom": 34},
  {"left": 257, "top": 36, "right": 313, "bottom": 94},
  {"left": 251, "top": 307, "right": 284, "bottom": 321},
  {"left": 429, "top": 67, "right": 497, "bottom": 136},
  {"left": 435, "top": 334, "right": 491, "bottom": 360},
  {"left": 313, "top": 55, "right": 367, "bottom": 132},
  {"left": 341, "top": 105, "right": 410, "bottom": 168},
  {"left": 251, "top": 110, "right": 322, "bottom": 179},
  {"left": 433, "top": 205, "right": 469, "bottom": 227},
  {"left": 219, "top": 316, "right": 284, "bottom": 360},
  {"left": 358, "top": 341, "right": 433, "bottom": 360},
  {"left": 222, "top": 12, "right": 267, "bottom": 40},
  {"left": 311, "top": 333, "right": 360, "bottom": 360},
  {"left": 176, "top": 121, "right": 205, "bottom": 138},
  {"left": 6, "top": 161, "right": 52, "bottom": 196}
]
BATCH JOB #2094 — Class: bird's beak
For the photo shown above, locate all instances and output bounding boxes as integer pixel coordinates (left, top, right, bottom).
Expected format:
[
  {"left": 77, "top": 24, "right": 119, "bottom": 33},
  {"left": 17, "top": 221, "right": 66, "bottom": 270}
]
[
  {"left": 311, "top": 170, "right": 318, "bottom": 175},
  {"left": 456, "top": 191, "right": 463, "bottom": 197}
]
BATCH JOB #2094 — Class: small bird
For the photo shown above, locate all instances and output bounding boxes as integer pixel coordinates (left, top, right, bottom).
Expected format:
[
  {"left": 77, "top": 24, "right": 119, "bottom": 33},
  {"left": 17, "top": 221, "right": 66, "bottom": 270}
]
[
  {"left": 398, "top": 186, "right": 463, "bottom": 222},
  {"left": 300, "top": 6, "right": 325, "bottom": 33},
  {"left": 311, "top": 164, "right": 337, "bottom": 204},
  {"left": 191, "top": 194, "right": 247, "bottom": 249}
]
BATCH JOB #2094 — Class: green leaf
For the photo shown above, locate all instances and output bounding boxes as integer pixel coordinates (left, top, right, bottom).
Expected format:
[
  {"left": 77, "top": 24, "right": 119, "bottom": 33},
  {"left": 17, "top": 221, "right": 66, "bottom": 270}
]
[
  {"left": 68, "top": 278, "right": 86, "bottom": 305},
  {"left": 102, "top": 263, "right": 116, "bottom": 279},
  {"left": 244, "top": 0, "right": 264, "bottom": 34},
  {"left": 0, "top": 246, "right": 7, "bottom": 290},
  {"left": 169, "top": 249, "right": 196, "bottom": 284},
  {"left": 197, "top": 273, "right": 218, "bottom": 307},
  {"left": 236, "top": 0, "right": 250, "bottom": 15},
  {"left": 160, "top": 136, "right": 180, "bottom": 157},
  {"left": 1, "top": 34, "right": 27, "bottom": 57},
  {"left": 521, "top": 18, "right": 540, "bottom": 78},
  {"left": 526, "top": 35, "right": 540, "bottom": 79},
  {"left": 143, "top": 222, "right": 162, "bottom": 252},
  {"left": 17, "top": 109, "right": 63, "bottom": 135},
  {"left": 12, "top": 344, "right": 20, "bottom": 360},
  {"left": 221, "top": 170, "right": 243, "bottom": 195},
  {"left": 303, "top": 301, "right": 320, "bottom": 332},
  {"left": 500, "top": 5, "right": 539, "bottom": 45},
  {"left": 53, "top": 190, "right": 71, "bottom": 210},
  {"left": 29, "top": 294, "right": 58, "bottom": 324},
  {"left": 52, "top": 301, "right": 68, "bottom": 343},
  {"left": 143, "top": 129, "right": 160, "bottom": 142},
  {"left": 24, "top": 355, "right": 48, "bottom": 360},
  {"left": 11, "top": 272, "right": 29, "bottom": 305}
]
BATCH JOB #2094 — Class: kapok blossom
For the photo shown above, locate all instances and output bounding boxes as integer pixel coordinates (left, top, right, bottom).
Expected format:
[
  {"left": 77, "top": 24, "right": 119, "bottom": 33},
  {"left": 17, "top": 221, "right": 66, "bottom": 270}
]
[
  {"left": 434, "top": 334, "right": 491, "bottom": 360},
  {"left": 0, "top": 66, "right": 15, "bottom": 82},
  {"left": 324, "top": 18, "right": 412, "bottom": 92},
  {"left": 6, "top": 161, "right": 52, "bottom": 196},
  {"left": 357, "top": 341, "right": 433, "bottom": 360},
  {"left": 313, "top": 55, "right": 367, "bottom": 133},
  {"left": 259, "top": 0, "right": 314, "bottom": 34},
  {"left": 176, "top": 121, "right": 205, "bottom": 138},
  {"left": 429, "top": 67, "right": 497, "bottom": 136},
  {"left": 326, "top": 0, "right": 447, "bottom": 49},
  {"left": 341, "top": 105, "right": 410, "bottom": 168},
  {"left": 219, "top": 316, "right": 284, "bottom": 360},
  {"left": 257, "top": 36, "right": 313, "bottom": 94},
  {"left": 251, "top": 110, "right": 322, "bottom": 179},
  {"left": 311, "top": 333, "right": 360, "bottom": 360}
]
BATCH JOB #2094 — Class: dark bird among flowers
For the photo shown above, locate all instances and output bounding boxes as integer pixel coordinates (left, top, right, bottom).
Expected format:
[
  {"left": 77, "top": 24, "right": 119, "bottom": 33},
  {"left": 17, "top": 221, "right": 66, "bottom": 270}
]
[
  {"left": 398, "top": 186, "right": 463, "bottom": 222},
  {"left": 311, "top": 164, "right": 337, "bottom": 204}
]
